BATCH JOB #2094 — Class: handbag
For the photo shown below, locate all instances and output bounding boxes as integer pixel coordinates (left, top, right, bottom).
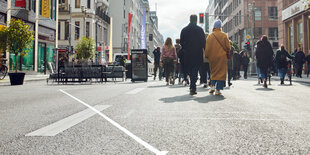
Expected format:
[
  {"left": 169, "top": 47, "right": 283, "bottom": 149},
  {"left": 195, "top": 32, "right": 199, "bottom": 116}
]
[{"left": 212, "top": 34, "right": 231, "bottom": 59}]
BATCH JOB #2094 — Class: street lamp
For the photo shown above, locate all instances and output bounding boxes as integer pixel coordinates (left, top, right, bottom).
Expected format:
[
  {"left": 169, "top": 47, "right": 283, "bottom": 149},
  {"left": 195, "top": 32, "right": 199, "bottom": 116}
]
[{"left": 81, "top": 6, "right": 87, "bottom": 38}]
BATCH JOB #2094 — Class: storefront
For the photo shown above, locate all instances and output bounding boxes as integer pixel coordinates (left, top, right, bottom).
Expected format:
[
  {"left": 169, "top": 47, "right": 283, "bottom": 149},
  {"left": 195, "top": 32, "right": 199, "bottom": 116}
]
[{"left": 282, "top": 1, "right": 310, "bottom": 54}]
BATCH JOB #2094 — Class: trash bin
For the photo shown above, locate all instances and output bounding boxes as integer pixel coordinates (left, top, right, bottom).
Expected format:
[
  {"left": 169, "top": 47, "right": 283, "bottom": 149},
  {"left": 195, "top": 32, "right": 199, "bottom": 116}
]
[{"left": 126, "top": 63, "right": 132, "bottom": 79}]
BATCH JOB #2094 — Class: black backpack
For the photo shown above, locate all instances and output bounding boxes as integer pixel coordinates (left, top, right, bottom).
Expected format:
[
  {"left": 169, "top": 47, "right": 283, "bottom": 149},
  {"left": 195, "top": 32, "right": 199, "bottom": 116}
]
[{"left": 277, "top": 50, "right": 287, "bottom": 64}]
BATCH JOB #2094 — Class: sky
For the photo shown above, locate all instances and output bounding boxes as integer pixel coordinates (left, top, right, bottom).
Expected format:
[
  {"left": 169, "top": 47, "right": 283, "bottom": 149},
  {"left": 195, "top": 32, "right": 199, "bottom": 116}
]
[{"left": 149, "top": 0, "right": 209, "bottom": 44}]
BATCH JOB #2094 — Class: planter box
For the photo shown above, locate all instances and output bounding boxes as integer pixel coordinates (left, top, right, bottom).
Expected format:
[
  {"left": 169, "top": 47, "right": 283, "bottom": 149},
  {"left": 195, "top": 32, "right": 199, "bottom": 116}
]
[{"left": 8, "top": 72, "right": 25, "bottom": 85}]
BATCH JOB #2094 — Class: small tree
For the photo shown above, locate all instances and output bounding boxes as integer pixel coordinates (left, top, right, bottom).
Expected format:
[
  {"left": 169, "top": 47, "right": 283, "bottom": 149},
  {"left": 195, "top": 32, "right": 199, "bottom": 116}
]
[
  {"left": 7, "top": 19, "right": 33, "bottom": 73},
  {"left": 76, "top": 37, "right": 95, "bottom": 61},
  {"left": 0, "top": 25, "right": 8, "bottom": 53},
  {"left": 232, "top": 42, "right": 240, "bottom": 53}
]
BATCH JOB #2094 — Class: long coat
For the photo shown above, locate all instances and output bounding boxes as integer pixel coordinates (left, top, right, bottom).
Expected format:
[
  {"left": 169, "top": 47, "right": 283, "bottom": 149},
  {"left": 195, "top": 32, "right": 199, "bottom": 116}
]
[
  {"left": 255, "top": 40, "right": 274, "bottom": 70},
  {"left": 180, "top": 23, "right": 206, "bottom": 68},
  {"left": 205, "top": 28, "right": 230, "bottom": 81}
]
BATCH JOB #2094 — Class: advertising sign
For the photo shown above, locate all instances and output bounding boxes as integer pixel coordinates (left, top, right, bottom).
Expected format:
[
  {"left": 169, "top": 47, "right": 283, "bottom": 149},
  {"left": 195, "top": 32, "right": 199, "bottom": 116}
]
[
  {"left": 141, "top": 9, "right": 146, "bottom": 49},
  {"left": 128, "top": 13, "right": 133, "bottom": 60},
  {"left": 131, "top": 49, "right": 148, "bottom": 82},
  {"left": 15, "top": 0, "right": 25, "bottom": 7},
  {"left": 42, "top": 0, "right": 51, "bottom": 18}
]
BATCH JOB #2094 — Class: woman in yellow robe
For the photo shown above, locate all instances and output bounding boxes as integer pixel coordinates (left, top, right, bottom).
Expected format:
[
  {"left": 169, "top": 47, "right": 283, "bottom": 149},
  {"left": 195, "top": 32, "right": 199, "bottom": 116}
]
[{"left": 205, "top": 20, "right": 230, "bottom": 95}]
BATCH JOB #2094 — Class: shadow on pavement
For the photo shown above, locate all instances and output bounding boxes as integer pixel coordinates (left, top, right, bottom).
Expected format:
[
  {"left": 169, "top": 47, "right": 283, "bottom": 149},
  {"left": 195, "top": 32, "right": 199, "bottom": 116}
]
[
  {"left": 194, "top": 95, "right": 225, "bottom": 103},
  {"left": 256, "top": 88, "right": 275, "bottom": 91},
  {"left": 159, "top": 93, "right": 225, "bottom": 104},
  {"left": 159, "top": 94, "right": 194, "bottom": 103}
]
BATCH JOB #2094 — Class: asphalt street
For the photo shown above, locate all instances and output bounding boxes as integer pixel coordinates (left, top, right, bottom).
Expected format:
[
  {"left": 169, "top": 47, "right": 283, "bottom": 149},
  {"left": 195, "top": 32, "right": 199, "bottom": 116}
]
[{"left": 1, "top": 77, "right": 310, "bottom": 154}]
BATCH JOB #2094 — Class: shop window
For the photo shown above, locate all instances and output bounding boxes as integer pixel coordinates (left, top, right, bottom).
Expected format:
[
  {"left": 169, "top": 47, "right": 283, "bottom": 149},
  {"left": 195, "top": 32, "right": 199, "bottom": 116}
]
[
  {"left": 297, "top": 21, "right": 303, "bottom": 46},
  {"left": 268, "top": 7, "right": 278, "bottom": 20},
  {"left": 65, "top": 22, "right": 69, "bottom": 40},
  {"left": 86, "top": 22, "right": 90, "bottom": 38},
  {"left": 288, "top": 25, "right": 294, "bottom": 53}
]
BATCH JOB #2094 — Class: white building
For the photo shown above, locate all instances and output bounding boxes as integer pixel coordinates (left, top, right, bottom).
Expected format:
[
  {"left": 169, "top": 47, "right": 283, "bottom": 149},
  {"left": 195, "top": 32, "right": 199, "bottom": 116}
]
[{"left": 58, "top": 0, "right": 110, "bottom": 63}]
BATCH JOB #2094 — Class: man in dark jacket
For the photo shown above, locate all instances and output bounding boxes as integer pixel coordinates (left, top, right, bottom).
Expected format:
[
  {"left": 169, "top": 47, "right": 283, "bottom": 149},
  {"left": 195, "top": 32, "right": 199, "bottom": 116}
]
[
  {"left": 294, "top": 47, "right": 306, "bottom": 78},
  {"left": 153, "top": 47, "right": 162, "bottom": 80},
  {"left": 255, "top": 35, "right": 274, "bottom": 88},
  {"left": 241, "top": 52, "right": 250, "bottom": 79},
  {"left": 227, "top": 41, "right": 234, "bottom": 86},
  {"left": 180, "top": 15, "right": 206, "bottom": 95},
  {"left": 275, "top": 45, "right": 294, "bottom": 84},
  {"left": 233, "top": 51, "right": 241, "bottom": 80}
]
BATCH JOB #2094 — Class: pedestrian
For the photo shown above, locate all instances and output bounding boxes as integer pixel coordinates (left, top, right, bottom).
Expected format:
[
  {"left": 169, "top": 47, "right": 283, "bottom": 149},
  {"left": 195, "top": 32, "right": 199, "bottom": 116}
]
[
  {"left": 255, "top": 35, "right": 274, "bottom": 88},
  {"left": 205, "top": 20, "right": 230, "bottom": 95},
  {"left": 294, "top": 47, "right": 306, "bottom": 78},
  {"left": 175, "top": 39, "right": 182, "bottom": 84},
  {"left": 227, "top": 41, "right": 234, "bottom": 86},
  {"left": 153, "top": 47, "right": 162, "bottom": 80},
  {"left": 306, "top": 52, "right": 310, "bottom": 78},
  {"left": 199, "top": 33, "right": 211, "bottom": 88},
  {"left": 180, "top": 15, "right": 206, "bottom": 95},
  {"left": 275, "top": 45, "right": 294, "bottom": 85},
  {"left": 241, "top": 52, "right": 250, "bottom": 79},
  {"left": 232, "top": 51, "right": 241, "bottom": 80},
  {"left": 161, "top": 37, "right": 177, "bottom": 85}
]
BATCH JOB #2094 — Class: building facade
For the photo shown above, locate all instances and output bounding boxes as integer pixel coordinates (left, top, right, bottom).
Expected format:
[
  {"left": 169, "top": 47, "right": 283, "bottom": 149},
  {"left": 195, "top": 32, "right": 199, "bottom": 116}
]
[
  {"left": 58, "top": 0, "right": 110, "bottom": 63},
  {"left": 207, "top": 0, "right": 279, "bottom": 55},
  {"left": 278, "top": 0, "right": 309, "bottom": 54},
  {"left": 108, "top": 0, "right": 163, "bottom": 57},
  {"left": 0, "top": 0, "right": 57, "bottom": 73}
]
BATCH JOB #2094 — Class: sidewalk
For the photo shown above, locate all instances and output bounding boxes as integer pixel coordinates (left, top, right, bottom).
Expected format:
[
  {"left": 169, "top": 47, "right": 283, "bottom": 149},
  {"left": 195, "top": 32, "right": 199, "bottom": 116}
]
[{"left": 0, "top": 71, "right": 49, "bottom": 85}]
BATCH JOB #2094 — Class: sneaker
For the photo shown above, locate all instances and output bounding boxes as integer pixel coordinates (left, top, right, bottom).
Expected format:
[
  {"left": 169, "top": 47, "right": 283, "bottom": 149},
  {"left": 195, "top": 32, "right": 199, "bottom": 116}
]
[
  {"left": 215, "top": 90, "right": 221, "bottom": 96},
  {"left": 190, "top": 89, "right": 197, "bottom": 95},
  {"left": 203, "top": 83, "right": 208, "bottom": 88},
  {"left": 209, "top": 86, "right": 215, "bottom": 94},
  {"left": 263, "top": 81, "right": 268, "bottom": 88},
  {"left": 166, "top": 82, "right": 169, "bottom": 86},
  {"left": 228, "top": 82, "right": 232, "bottom": 87}
]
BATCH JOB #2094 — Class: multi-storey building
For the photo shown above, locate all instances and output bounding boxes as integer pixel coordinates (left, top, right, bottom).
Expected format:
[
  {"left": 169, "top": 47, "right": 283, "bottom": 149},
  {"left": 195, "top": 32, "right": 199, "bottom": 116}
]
[
  {"left": 0, "top": 0, "right": 57, "bottom": 73},
  {"left": 109, "top": 0, "right": 163, "bottom": 57},
  {"left": 58, "top": 0, "right": 110, "bottom": 63},
  {"left": 278, "top": 0, "right": 309, "bottom": 54},
  {"left": 207, "top": 0, "right": 279, "bottom": 55}
]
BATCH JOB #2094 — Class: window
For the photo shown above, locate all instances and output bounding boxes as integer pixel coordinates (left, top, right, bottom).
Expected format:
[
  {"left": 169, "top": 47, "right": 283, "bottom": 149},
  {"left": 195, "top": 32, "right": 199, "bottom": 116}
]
[
  {"left": 75, "top": 0, "right": 80, "bottom": 8},
  {"left": 75, "top": 22, "right": 80, "bottom": 40},
  {"left": 255, "top": 7, "right": 261, "bottom": 21},
  {"left": 58, "top": 22, "right": 61, "bottom": 40},
  {"left": 65, "top": 21, "right": 69, "bottom": 40},
  {"left": 254, "top": 27, "right": 262, "bottom": 39},
  {"left": 268, "top": 27, "right": 278, "bottom": 40},
  {"left": 297, "top": 21, "right": 303, "bottom": 45},
  {"left": 268, "top": 7, "right": 278, "bottom": 20},
  {"left": 288, "top": 25, "right": 294, "bottom": 53},
  {"left": 87, "top": 0, "right": 91, "bottom": 9},
  {"left": 86, "top": 22, "right": 90, "bottom": 38}
]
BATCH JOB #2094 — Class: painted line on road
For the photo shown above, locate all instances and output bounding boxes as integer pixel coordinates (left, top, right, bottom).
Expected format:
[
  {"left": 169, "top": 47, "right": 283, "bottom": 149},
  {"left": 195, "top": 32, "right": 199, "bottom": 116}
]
[
  {"left": 59, "top": 89, "right": 168, "bottom": 155},
  {"left": 26, "top": 105, "right": 111, "bottom": 137},
  {"left": 126, "top": 88, "right": 145, "bottom": 94}
]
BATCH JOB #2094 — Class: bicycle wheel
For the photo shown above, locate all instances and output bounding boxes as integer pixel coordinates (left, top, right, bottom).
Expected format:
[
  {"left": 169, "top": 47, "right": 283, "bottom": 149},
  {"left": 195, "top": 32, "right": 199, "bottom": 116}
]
[{"left": 0, "top": 66, "right": 8, "bottom": 80}]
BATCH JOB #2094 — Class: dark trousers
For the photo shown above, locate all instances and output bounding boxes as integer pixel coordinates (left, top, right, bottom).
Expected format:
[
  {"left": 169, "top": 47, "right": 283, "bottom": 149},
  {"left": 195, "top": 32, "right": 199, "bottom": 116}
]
[
  {"left": 227, "top": 68, "right": 233, "bottom": 84},
  {"left": 163, "top": 59, "right": 174, "bottom": 82},
  {"left": 154, "top": 64, "right": 162, "bottom": 80},
  {"left": 296, "top": 63, "right": 303, "bottom": 77},
  {"left": 243, "top": 65, "right": 248, "bottom": 78},
  {"left": 187, "top": 65, "right": 200, "bottom": 91},
  {"left": 199, "top": 62, "right": 210, "bottom": 84}
]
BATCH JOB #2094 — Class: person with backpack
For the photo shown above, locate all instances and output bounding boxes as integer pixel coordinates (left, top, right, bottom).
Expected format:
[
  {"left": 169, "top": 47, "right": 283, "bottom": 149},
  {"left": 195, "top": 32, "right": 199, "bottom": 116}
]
[
  {"left": 275, "top": 45, "right": 294, "bottom": 85},
  {"left": 241, "top": 52, "right": 250, "bottom": 79}
]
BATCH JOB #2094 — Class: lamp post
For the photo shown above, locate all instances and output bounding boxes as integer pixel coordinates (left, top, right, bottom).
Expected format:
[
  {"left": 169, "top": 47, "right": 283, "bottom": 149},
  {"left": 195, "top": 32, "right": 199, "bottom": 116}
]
[{"left": 81, "top": 6, "right": 87, "bottom": 38}]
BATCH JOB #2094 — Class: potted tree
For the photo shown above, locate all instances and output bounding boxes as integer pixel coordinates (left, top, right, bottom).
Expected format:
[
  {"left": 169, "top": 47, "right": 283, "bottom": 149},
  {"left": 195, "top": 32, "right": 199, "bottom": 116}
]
[
  {"left": 76, "top": 37, "right": 95, "bottom": 64},
  {"left": 7, "top": 19, "right": 34, "bottom": 85}
]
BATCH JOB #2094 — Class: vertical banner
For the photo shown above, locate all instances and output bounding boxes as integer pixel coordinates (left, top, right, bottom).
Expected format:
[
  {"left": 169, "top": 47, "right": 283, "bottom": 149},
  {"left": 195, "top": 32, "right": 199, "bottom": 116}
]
[
  {"left": 128, "top": 13, "right": 133, "bottom": 60},
  {"left": 15, "top": 0, "right": 26, "bottom": 7},
  {"left": 42, "top": 0, "right": 51, "bottom": 18},
  {"left": 141, "top": 9, "right": 146, "bottom": 49}
]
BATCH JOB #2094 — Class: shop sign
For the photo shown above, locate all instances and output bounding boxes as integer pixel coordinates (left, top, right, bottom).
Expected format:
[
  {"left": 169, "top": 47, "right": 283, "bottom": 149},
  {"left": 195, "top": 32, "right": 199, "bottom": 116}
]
[
  {"left": 41, "top": 0, "right": 51, "bottom": 18},
  {"left": 282, "top": 1, "right": 307, "bottom": 21},
  {"left": 15, "top": 0, "right": 25, "bottom": 7}
]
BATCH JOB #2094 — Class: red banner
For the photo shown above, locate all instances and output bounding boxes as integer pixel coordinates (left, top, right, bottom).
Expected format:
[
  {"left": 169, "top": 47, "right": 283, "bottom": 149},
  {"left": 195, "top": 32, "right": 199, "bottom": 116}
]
[
  {"left": 15, "top": 0, "right": 25, "bottom": 7},
  {"left": 128, "top": 13, "right": 133, "bottom": 60}
]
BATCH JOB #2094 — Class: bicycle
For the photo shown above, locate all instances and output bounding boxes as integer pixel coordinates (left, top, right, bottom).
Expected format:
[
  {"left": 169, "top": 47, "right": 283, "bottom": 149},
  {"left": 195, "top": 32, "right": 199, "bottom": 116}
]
[{"left": 0, "top": 58, "right": 8, "bottom": 80}]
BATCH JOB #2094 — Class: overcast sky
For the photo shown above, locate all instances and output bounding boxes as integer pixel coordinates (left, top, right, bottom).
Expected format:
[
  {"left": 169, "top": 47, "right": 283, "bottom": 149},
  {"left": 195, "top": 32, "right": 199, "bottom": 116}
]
[{"left": 149, "top": 0, "right": 209, "bottom": 44}]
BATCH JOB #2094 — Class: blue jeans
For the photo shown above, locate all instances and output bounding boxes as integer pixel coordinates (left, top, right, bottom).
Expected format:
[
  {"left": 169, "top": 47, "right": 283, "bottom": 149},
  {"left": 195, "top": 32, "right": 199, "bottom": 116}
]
[
  {"left": 211, "top": 80, "right": 225, "bottom": 90},
  {"left": 259, "top": 67, "right": 268, "bottom": 79},
  {"left": 187, "top": 65, "right": 200, "bottom": 91},
  {"left": 278, "top": 67, "right": 287, "bottom": 80}
]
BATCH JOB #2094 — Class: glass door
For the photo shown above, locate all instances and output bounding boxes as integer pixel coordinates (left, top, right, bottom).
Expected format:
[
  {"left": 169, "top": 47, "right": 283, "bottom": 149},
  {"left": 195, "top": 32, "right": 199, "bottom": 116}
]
[{"left": 37, "top": 43, "right": 47, "bottom": 73}]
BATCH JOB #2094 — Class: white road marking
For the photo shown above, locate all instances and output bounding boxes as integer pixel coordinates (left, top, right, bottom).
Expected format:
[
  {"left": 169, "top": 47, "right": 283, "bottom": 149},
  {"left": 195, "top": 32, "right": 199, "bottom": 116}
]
[
  {"left": 26, "top": 105, "right": 111, "bottom": 137},
  {"left": 123, "top": 110, "right": 135, "bottom": 118},
  {"left": 59, "top": 89, "right": 168, "bottom": 155},
  {"left": 126, "top": 88, "right": 145, "bottom": 94}
]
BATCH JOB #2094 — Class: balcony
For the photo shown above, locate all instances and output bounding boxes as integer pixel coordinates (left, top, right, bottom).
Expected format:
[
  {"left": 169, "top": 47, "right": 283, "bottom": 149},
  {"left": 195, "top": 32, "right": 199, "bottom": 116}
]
[
  {"left": 97, "top": 0, "right": 109, "bottom": 10},
  {"left": 96, "top": 9, "right": 110, "bottom": 24}
]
